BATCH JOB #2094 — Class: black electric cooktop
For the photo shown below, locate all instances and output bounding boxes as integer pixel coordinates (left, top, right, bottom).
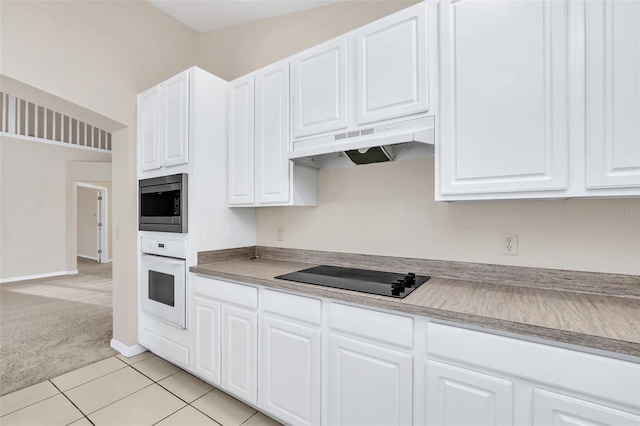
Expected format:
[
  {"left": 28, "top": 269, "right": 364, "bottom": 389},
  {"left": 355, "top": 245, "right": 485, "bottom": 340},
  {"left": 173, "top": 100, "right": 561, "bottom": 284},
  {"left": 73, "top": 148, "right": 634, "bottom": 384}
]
[{"left": 275, "top": 265, "right": 430, "bottom": 298}]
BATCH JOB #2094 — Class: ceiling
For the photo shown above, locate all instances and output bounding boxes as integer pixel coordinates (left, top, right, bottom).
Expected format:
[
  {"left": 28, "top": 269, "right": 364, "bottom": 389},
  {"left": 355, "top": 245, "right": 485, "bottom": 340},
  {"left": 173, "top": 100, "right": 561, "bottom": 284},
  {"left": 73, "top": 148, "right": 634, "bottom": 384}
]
[{"left": 148, "top": 0, "right": 343, "bottom": 33}]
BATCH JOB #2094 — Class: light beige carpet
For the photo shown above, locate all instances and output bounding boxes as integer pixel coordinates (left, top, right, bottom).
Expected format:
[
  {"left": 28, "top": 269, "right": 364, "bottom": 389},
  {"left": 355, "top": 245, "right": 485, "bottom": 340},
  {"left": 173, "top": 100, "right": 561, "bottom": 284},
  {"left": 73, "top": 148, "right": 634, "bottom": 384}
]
[{"left": 0, "top": 258, "right": 116, "bottom": 396}]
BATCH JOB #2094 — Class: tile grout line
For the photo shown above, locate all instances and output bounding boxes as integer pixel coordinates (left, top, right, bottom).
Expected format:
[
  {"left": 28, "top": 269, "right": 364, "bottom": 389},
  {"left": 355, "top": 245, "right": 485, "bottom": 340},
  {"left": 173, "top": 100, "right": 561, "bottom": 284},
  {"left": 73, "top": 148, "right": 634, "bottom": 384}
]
[
  {"left": 49, "top": 380, "right": 95, "bottom": 426},
  {"left": 0, "top": 392, "right": 60, "bottom": 418}
]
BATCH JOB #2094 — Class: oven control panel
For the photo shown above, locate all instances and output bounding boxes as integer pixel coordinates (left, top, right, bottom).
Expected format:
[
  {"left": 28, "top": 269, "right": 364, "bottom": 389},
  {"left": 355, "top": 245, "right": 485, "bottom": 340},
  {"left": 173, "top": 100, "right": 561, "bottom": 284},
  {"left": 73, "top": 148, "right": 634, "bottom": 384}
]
[{"left": 141, "top": 236, "right": 187, "bottom": 259}]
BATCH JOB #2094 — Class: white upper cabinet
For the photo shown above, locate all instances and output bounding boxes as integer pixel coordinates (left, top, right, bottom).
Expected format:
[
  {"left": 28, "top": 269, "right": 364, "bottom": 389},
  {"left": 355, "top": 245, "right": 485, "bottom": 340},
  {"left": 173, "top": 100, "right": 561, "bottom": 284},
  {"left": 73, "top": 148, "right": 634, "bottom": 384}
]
[
  {"left": 139, "top": 86, "right": 161, "bottom": 172},
  {"left": 138, "top": 70, "right": 190, "bottom": 173},
  {"left": 228, "top": 76, "right": 255, "bottom": 205},
  {"left": 586, "top": 0, "right": 640, "bottom": 190},
  {"left": 355, "top": 3, "right": 428, "bottom": 125},
  {"left": 438, "top": 0, "right": 569, "bottom": 197},
  {"left": 162, "top": 71, "right": 190, "bottom": 168},
  {"left": 292, "top": 38, "right": 349, "bottom": 139},
  {"left": 228, "top": 61, "right": 317, "bottom": 207},
  {"left": 255, "top": 62, "right": 291, "bottom": 204},
  {"left": 290, "top": 2, "right": 435, "bottom": 156}
]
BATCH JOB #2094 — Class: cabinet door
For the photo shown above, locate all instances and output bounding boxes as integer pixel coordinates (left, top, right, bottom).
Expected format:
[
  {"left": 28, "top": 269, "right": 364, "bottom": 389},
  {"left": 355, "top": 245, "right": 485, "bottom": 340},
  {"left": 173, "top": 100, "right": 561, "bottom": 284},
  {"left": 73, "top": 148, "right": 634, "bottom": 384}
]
[
  {"left": 228, "top": 76, "right": 255, "bottom": 205},
  {"left": 222, "top": 304, "right": 257, "bottom": 405},
  {"left": 533, "top": 389, "right": 640, "bottom": 426},
  {"left": 139, "top": 86, "right": 162, "bottom": 172},
  {"left": 162, "top": 70, "right": 190, "bottom": 168},
  {"left": 255, "top": 62, "right": 290, "bottom": 204},
  {"left": 426, "top": 360, "right": 514, "bottom": 426},
  {"left": 356, "top": 2, "right": 427, "bottom": 125},
  {"left": 193, "top": 297, "right": 221, "bottom": 386},
  {"left": 261, "top": 316, "right": 321, "bottom": 426},
  {"left": 292, "top": 38, "right": 348, "bottom": 139},
  {"left": 586, "top": 0, "right": 640, "bottom": 189},
  {"left": 328, "top": 334, "right": 412, "bottom": 426},
  {"left": 438, "top": 0, "right": 569, "bottom": 196}
]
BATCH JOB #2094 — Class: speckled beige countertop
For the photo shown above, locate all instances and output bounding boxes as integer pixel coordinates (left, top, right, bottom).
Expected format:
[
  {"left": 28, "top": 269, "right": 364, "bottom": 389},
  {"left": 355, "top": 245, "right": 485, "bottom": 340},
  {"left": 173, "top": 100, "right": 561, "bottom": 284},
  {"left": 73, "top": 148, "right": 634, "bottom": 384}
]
[{"left": 191, "top": 257, "right": 640, "bottom": 358}]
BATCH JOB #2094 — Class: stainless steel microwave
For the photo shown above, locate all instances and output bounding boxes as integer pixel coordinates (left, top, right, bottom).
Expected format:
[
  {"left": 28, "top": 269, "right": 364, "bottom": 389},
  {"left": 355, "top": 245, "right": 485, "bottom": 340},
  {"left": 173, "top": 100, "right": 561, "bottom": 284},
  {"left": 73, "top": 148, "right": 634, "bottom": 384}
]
[{"left": 139, "top": 173, "right": 187, "bottom": 233}]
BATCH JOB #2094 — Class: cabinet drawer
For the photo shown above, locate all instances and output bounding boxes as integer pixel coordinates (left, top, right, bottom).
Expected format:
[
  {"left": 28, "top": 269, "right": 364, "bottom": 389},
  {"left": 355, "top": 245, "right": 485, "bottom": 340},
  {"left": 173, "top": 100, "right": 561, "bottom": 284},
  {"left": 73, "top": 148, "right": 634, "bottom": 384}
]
[
  {"left": 194, "top": 275, "right": 258, "bottom": 309},
  {"left": 141, "top": 236, "right": 186, "bottom": 258},
  {"left": 263, "top": 290, "right": 321, "bottom": 326},
  {"left": 330, "top": 303, "right": 413, "bottom": 349},
  {"left": 427, "top": 323, "right": 640, "bottom": 408}
]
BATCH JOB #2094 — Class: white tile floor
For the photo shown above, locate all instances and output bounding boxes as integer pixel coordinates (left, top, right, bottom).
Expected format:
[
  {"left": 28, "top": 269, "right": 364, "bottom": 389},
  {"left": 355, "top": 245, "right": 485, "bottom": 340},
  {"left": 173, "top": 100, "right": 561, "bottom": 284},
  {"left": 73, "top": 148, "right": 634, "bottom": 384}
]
[{"left": 0, "top": 352, "right": 282, "bottom": 426}]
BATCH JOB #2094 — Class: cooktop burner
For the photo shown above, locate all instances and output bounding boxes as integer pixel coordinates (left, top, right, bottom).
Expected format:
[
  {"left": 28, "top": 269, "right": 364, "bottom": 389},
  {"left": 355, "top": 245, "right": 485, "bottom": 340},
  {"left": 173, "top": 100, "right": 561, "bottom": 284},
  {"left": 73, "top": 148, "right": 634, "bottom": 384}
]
[{"left": 275, "top": 265, "right": 430, "bottom": 298}]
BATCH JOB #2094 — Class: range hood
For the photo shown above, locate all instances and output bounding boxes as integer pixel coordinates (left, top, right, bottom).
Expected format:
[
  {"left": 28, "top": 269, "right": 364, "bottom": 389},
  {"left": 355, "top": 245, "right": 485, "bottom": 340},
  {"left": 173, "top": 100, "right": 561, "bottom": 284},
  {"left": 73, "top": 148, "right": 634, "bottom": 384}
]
[{"left": 289, "top": 116, "right": 435, "bottom": 168}]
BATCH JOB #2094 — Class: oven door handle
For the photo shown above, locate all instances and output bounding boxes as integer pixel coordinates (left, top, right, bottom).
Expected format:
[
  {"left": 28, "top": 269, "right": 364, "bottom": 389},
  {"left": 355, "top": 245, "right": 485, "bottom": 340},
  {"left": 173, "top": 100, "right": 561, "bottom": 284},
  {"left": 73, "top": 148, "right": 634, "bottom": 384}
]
[{"left": 141, "top": 253, "right": 186, "bottom": 265}]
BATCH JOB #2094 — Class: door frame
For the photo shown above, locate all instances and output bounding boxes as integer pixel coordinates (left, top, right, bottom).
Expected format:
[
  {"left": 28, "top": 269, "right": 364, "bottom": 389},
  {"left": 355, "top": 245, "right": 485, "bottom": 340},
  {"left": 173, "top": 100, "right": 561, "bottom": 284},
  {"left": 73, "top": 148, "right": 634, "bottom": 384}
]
[{"left": 76, "top": 182, "right": 109, "bottom": 263}]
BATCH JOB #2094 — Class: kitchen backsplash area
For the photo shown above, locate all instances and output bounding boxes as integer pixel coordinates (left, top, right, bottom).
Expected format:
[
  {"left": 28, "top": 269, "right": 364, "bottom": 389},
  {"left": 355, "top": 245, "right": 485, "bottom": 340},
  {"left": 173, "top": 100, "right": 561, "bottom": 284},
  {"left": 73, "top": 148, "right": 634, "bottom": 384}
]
[{"left": 256, "top": 157, "right": 640, "bottom": 276}]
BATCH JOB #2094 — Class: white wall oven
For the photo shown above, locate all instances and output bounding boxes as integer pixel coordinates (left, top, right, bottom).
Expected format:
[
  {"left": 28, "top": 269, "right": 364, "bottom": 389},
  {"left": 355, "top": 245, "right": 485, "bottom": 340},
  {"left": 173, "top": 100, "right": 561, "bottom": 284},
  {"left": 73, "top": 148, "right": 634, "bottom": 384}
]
[
  {"left": 140, "top": 237, "right": 187, "bottom": 329},
  {"left": 139, "top": 173, "right": 188, "bottom": 233}
]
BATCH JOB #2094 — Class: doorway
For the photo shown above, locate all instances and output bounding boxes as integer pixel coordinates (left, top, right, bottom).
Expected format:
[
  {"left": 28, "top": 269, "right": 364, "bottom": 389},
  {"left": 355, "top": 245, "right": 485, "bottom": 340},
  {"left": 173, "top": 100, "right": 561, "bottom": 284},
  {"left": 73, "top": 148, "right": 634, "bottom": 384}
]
[{"left": 77, "top": 182, "right": 109, "bottom": 263}]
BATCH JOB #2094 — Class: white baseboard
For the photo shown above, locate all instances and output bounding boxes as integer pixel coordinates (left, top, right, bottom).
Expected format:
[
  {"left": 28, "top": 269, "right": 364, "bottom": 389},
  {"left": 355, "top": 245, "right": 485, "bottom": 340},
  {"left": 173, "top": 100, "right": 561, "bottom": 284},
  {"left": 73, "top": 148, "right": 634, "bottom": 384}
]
[
  {"left": 110, "top": 339, "right": 147, "bottom": 358},
  {"left": 0, "top": 270, "right": 78, "bottom": 284}
]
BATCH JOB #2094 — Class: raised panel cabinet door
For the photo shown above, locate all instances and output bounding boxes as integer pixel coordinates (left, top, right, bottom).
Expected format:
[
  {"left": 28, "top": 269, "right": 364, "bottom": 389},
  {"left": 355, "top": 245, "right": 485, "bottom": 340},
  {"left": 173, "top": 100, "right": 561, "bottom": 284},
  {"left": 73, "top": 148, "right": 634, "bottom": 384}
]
[
  {"left": 425, "top": 360, "right": 514, "bottom": 426},
  {"left": 292, "top": 38, "right": 348, "bottom": 139},
  {"left": 438, "top": 0, "right": 569, "bottom": 196},
  {"left": 162, "top": 70, "right": 190, "bottom": 167},
  {"left": 228, "top": 76, "right": 255, "bottom": 205},
  {"left": 328, "top": 334, "right": 412, "bottom": 426},
  {"left": 139, "top": 86, "right": 162, "bottom": 172},
  {"left": 255, "top": 62, "right": 291, "bottom": 204},
  {"left": 222, "top": 304, "right": 257, "bottom": 405},
  {"left": 586, "top": 0, "right": 640, "bottom": 189},
  {"left": 356, "top": 2, "right": 427, "bottom": 125},
  {"left": 532, "top": 389, "right": 640, "bottom": 426},
  {"left": 193, "top": 297, "right": 221, "bottom": 386},
  {"left": 260, "top": 316, "right": 321, "bottom": 426}
]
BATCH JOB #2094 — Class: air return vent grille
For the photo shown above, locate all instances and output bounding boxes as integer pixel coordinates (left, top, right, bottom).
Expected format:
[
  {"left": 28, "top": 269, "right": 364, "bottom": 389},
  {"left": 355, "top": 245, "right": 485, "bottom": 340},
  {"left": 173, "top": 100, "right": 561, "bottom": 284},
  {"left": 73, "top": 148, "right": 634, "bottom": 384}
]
[{"left": 0, "top": 92, "right": 112, "bottom": 152}]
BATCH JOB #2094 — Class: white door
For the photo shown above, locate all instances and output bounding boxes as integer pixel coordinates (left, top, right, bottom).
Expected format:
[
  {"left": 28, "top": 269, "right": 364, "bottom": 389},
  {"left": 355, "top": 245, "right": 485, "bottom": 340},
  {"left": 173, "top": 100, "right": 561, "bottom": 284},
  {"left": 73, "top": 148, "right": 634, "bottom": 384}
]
[
  {"left": 222, "top": 304, "right": 258, "bottom": 405},
  {"left": 162, "top": 70, "right": 190, "bottom": 168},
  {"left": 426, "top": 360, "right": 514, "bottom": 426},
  {"left": 292, "top": 38, "right": 348, "bottom": 139},
  {"left": 355, "top": 2, "right": 427, "bottom": 125},
  {"left": 255, "top": 61, "right": 291, "bottom": 204},
  {"left": 139, "top": 86, "right": 161, "bottom": 172},
  {"left": 586, "top": 0, "right": 640, "bottom": 189},
  {"left": 328, "top": 334, "right": 412, "bottom": 426},
  {"left": 260, "top": 316, "right": 321, "bottom": 426},
  {"left": 533, "top": 388, "right": 640, "bottom": 426},
  {"left": 438, "top": 0, "right": 569, "bottom": 196},
  {"left": 193, "top": 296, "right": 222, "bottom": 386},
  {"left": 228, "top": 76, "right": 255, "bottom": 205}
]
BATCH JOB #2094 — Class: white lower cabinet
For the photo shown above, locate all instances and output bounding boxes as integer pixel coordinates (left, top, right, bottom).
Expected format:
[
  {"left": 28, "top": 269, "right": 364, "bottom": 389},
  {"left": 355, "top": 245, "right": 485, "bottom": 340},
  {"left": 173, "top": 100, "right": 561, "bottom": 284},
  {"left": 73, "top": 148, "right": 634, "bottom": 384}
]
[
  {"left": 188, "top": 276, "right": 639, "bottom": 426},
  {"left": 533, "top": 388, "right": 640, "bottom": 426},
  {"left": 193, "top": 296, "right": 222, "bottom": 386},
  {"left": 222, "top": 304, "right": 258, "bottom": 405},
  {"left": 426, "top": 360, "right": 514, "bottom": 426},
  {"left": 328, "top": 334, "right": 413, "bottom": 426},
  {"left": 260, "top": 315, "right": 321, "bottom": 426}
]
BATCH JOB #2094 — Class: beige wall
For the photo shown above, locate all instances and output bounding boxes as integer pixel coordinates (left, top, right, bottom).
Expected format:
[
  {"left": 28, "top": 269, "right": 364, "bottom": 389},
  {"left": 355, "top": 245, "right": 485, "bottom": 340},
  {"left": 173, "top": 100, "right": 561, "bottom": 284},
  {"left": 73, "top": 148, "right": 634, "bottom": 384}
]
[
  {"left": 257, "top": 158, "right": 640, "bottom": 275},
  {"left": 1, "top": 0, "right": 199, "bottom": 346},
  {"left": 199, "top": 3, "right": 640, "bottom": 276},
  {"left": 198, "top": 1, "right": 417, "bottom": 80},
  {"left": 0, "top": 137, "right": 111, "bottom": 280}
]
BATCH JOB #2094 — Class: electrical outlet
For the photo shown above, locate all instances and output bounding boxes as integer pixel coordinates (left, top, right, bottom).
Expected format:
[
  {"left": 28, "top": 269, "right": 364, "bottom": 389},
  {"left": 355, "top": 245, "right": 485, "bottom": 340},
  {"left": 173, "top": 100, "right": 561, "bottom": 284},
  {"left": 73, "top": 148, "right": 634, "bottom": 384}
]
[
  {"left": 277, "top": 227, "right": 284, "bottom": 242},
  {"left": 501, "top": 233, "right": 518, "bottom": 255}
]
